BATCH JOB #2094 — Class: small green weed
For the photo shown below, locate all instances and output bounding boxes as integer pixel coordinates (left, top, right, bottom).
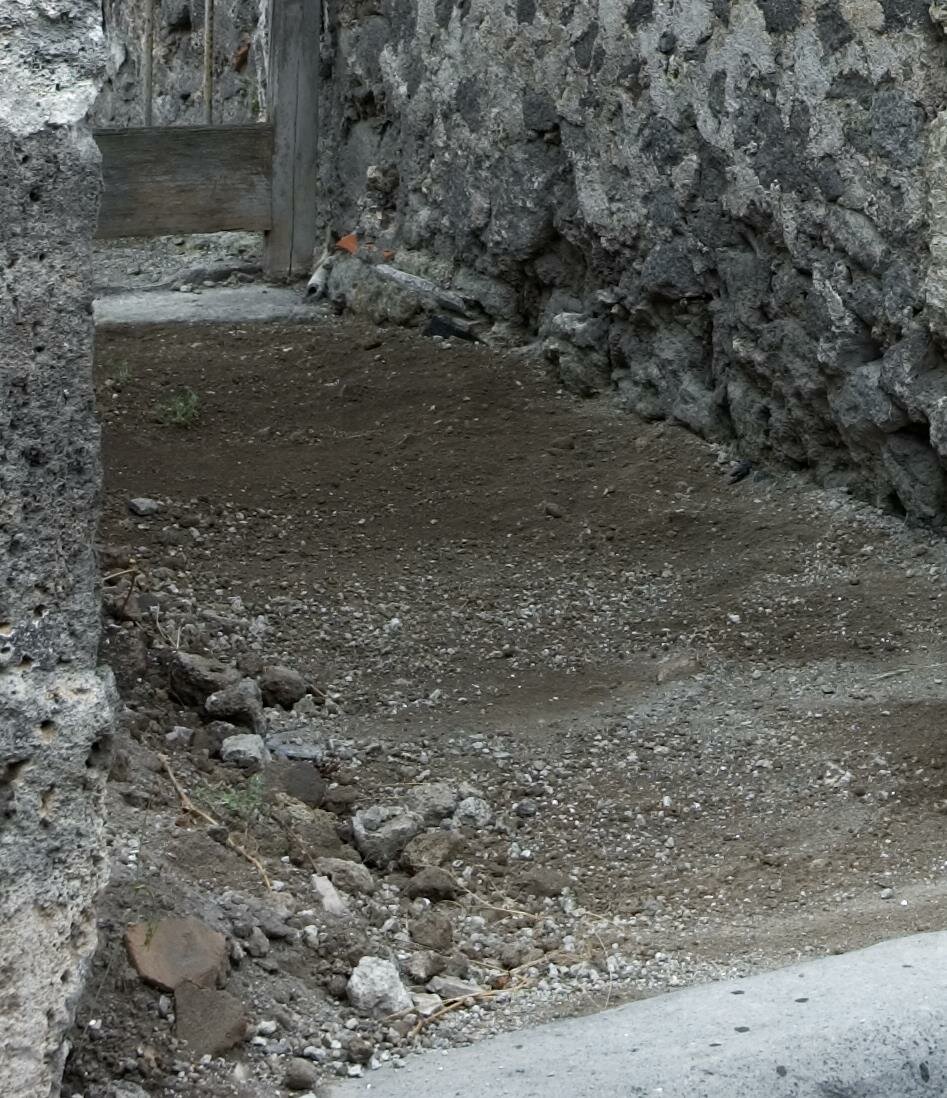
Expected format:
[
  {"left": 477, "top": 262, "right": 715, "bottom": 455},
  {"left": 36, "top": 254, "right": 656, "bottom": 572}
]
[
  {"left": 197, "top": 772, "right": 265, "bottom": 823},
  {"left": 158, "top": 387, "right": 201, "bottom": 428},
  {"left": 110, "top": 361, "right": 133, "bottom": 385}
]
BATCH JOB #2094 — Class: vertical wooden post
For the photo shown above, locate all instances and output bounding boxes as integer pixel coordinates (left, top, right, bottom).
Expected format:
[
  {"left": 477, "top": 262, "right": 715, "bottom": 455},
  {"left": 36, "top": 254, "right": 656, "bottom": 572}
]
[
  {"left": 264, "top": 0, "right": 319, "bottom": 282},
  {"left": 203, "top": 0, "right": 215, "bottom": 124},
  {"left": 142, "top": 0, "right": 155, "bottom": 126}
]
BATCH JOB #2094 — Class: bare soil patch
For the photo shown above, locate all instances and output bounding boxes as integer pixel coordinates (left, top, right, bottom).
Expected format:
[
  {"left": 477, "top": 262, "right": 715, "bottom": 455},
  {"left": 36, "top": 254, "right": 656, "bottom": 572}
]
[{"left": 67, "top": 315, "right": 947, "bottom": 1097}]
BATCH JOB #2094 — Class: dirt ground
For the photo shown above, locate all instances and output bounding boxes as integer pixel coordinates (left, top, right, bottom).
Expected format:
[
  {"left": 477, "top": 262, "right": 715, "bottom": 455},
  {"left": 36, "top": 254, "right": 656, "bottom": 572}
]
[{"left": 67, "top": 312, "right": 947, "bottom": 1096}]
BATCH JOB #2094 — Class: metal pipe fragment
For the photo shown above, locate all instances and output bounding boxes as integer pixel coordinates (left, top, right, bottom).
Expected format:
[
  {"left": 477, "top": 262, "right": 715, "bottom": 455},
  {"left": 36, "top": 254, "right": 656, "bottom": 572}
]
[
  {"left": 143, "top": 0, "right": 155, "bottom": 125},
  {"left": 204, "top": 0, "right": 214, "bottom": 124}
]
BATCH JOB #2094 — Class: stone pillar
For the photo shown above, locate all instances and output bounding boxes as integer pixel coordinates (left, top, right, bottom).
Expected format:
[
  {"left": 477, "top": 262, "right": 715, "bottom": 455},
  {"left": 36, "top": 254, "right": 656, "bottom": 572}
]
[{"left": 0, "top": 5, "right": 114, "bottom": 1097}]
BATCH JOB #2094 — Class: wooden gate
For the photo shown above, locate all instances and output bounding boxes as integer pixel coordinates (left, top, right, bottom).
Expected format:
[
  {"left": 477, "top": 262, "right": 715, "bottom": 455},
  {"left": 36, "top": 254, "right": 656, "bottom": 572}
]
[{"left": 94, "top": 0, "right": 318, "bottom": 282}]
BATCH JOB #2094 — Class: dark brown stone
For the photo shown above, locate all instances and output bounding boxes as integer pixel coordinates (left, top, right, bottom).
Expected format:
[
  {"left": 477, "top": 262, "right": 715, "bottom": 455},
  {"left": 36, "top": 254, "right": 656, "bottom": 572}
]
[
  {"left": 284, "top": 1057, "right": 319, "bottom": 1090},
  {"left": 400, "top": 830, "right": 463, "bottom": 872},
  {"left": 191, "top": 720, "right": 237, "bottom": 757},
  {"left": 169, "top": 652, "right": 241, "bottom": 707},
  {"left": 174, "top": 981, "right": 248, "bottom": 1055},
  {"left": 265, "top": 760, "right": 327, "bottom": 807},
  {"left": 258, "top": 665, "right": 308, "bottom": 709},
  {"left": 125, "top": 916, "right": 228, "bottom": 991},
  {"left": 323, "top": 785, "right": 360, "bottom": 814},
  {"left": 405, "top": 866, "right": 462, "bottom": 902},
  {"left": 410, "top": 909, "right": 454, "bottom": 952}
]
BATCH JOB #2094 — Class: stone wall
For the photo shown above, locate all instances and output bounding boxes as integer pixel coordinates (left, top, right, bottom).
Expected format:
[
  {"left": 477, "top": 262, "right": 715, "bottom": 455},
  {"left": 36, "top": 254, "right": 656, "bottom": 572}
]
[
  {"left": 0, "top": 4, "right": 115, "bottom": 1096},
  {"left": 94, "top": 0, "right": 267, "bottom": 126},
  {"left": 316, "top": 0, "right": 947, "bottom": 523}
]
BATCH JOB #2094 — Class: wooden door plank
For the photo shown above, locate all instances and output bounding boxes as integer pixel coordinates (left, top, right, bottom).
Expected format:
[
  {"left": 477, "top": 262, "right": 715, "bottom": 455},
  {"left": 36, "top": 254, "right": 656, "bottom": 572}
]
[
  {"left": 263, "top": 0, "right": 320, "bottom": 281},
  {"left": 94, "top": 124, "right": 274, "bottom": 239}
]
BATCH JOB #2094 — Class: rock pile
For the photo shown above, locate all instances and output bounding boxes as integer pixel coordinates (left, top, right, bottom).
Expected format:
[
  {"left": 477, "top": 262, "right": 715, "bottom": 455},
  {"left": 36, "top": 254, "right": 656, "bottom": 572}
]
[{"left": 71, "top": 509, "right": 711, "bottom": 1096}]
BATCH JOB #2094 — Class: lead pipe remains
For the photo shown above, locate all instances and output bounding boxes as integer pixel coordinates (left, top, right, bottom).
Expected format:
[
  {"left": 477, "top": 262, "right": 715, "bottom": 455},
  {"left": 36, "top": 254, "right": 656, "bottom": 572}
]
[
  {"left": 142, "top": 0, "right": 154, "bottom": 125},
  {"left": 204, "top": 0, "right": 214, "bottom": 124}
]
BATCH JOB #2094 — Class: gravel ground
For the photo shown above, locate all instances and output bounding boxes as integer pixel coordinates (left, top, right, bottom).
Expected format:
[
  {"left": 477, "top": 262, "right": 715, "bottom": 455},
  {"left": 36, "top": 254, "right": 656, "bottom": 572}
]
[
  {"left": 94, "top": 233, "right": 263, "bottom": 295},
  {"left": 65, "top": 311, "right": 947, "bottom": 1098}
]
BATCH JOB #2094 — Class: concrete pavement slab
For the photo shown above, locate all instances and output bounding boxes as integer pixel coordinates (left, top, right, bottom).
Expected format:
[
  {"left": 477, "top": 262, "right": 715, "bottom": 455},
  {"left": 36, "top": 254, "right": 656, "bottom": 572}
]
[
  {"left": 94, "top": 284, "right": 320, "bottom": 327},
  {"left": 331, "top": 932, "right": 947, "bottom": 1097}
]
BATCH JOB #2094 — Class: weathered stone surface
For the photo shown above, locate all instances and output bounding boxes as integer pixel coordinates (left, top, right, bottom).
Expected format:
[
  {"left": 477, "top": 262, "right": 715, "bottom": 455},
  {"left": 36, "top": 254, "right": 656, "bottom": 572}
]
[
  {"left": 104, "top": 1084, "right": 152, "bottom": 1098},
  {"left": 403, "top": 950, "right": 447, "bottom": 984},
  {"left": 0, "top": 5, "right": 115, "bottom": 1095},
  {"left": 274, "top": 800, "right": 358, "bottom": 863},
  {"left": 453, "top": 796, "right": 493, "bottom": 829},
  {"left": 128, "top": 497, "right": 161, "bottom": 517},
  {"left": 258, "top": 665, "right": 308, "bottom": 709},
  {"left": 93, "top": 0, "right": 266, "bottom": 128},
  {"left": 322, "top": 783, "right": 360, "bottom": 815},
  {"left": 125, "top": 917, "right": 228, "bottom": 991},
  {"left": 174, "top": 981, "right": 248, "bottom": 1056},
  {"left": 347, "top": 957, "right": 413, "bottom": 1017},
  {"left": 220, "top": 732, "right": 268, "bottom": 770},
  {"left": 170, "top": 652, "right": 242, "bottom": 708},
  {"left": 191, "top": 719, "right": 239, "bottom": 758},
  {"left": 313, "top": 857, "right": 376, "bottom": 896},
  {"left": 266, "top": 720, "right": 328, "bottom": 763},
  {"left": 353, "top": 805, "right": 423, "bottom": 867},
  {"left": 427, "top": 975, "right": 484, "bottom": 1001},
  {"left": 284, "top": 1056, "right": 320, "bottom": 1091},
  {"left": 94, "top": 0, "right": 947, "bottom": 531},
  {"left": 404, "top": 781, "right": 460, "bottom": 825},
  {"left": 405, "top": 867, "right": 463, "bottom": 902},
  {"left": 265, "top": 759, "right": 327, "bottom": 806},
  {"left": 312, "top": 874, "right": 349, "bottom": 916},
  {"left": 411, "top": 991, "right": 443, "bottom": 1017},
  {"left": 205, "top": 677, "right": 265, "bottom": 732},
  {"left": 409, "top": 910, "right": 454, "bottom": 952},
  {"left": 400, "top": 829, "right": 464, "bottom": 872},
  {"left": 305, "top": 0, "right": 947, "bottom": 525}
]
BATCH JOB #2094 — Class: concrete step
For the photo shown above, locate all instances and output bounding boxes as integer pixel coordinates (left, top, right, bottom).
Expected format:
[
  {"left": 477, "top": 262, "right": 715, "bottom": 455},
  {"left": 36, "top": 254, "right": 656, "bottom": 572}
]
[{"left": 331, "top": 931, "right": 947, "bottom": 1097}]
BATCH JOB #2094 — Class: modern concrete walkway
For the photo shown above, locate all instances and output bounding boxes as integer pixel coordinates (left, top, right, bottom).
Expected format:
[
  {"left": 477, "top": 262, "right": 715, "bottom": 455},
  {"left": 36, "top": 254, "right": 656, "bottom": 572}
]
[
  {"left": 93, "top": 284, "right": 319, "bottom": 326},
  {"left": 332, "top": 932, "right": 947, "bottom": 1097}
]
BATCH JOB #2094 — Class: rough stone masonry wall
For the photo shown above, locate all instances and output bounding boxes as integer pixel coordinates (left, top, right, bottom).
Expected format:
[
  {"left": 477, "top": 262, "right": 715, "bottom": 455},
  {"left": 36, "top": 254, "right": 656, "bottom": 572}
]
[
  {"left": 318, "top": 0, "right": 947, "bottom": 523},
  {"left": 93, "top": 0, "right": 267, "bottom": 126},
  {"left": 0, "top": 4, "right": 115, "bottom": 1096}
]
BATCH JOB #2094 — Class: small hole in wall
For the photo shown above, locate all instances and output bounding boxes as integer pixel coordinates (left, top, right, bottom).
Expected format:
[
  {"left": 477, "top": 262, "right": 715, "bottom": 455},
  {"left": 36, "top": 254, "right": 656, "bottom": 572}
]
[
  {"left": 28, "top": 189, "right": 41, "bottom": 202},
  {"left": 39, "top": 786, "right": 56, "bottom": 825},
  {"left": 39, "top": 720, "right": 56, "bottom": 741},
  {"left": 168, "top": 4, "right": 192, "bottom": 31},
  {"left": 1, "top": 760, "right": 27, "bottom": 785},
  {"left": 19, "top": 656, "right": 33, "bottom": 669},
  {"left": 1, "top": 759, "right": 29, "bottom": 821},
  {"left": 885, "top": 491, "right": 907, "bottom": 519},
  {"left": 85, "top": 735, "right": 112, "bottom": 770},
  {"left": 33, "top": 605, "right": 46, "bottom": 618}
]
